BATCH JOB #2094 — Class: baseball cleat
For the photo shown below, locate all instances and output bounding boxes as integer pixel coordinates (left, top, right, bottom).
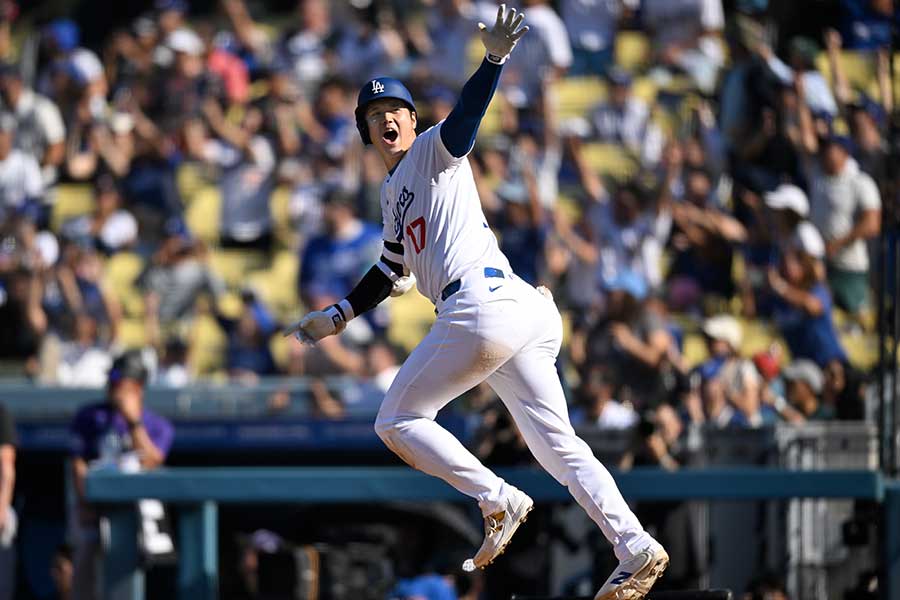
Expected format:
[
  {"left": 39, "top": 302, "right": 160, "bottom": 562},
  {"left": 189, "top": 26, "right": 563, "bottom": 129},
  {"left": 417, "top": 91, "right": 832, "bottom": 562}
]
[
  {"left": 593, "top": 545, "right": 669, "bottom": 600},
  {"left": 462, "top": 489, "right": 534, "bottom": 571}
]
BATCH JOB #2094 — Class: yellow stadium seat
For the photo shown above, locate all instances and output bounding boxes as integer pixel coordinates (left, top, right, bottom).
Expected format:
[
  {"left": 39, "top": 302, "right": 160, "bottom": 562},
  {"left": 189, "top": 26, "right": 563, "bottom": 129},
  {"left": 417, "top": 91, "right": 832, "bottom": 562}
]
[
  {"left": 103, "top": 252, "right": 146, "bottom": 317},
  {"left": 386, "top": 289, "right": 435, "bottom": 353},
  {"left": 553, "top": 77, "right": 607, "bottom": 119},
  {"left": 632, "top": 77, "right": 659, "bottom": 104},
  {"left": 209, "top": 249, "right": 268, "bottom": 290},
  {"left": 51, "top": 184, "right": 95, "bottom": 231},
  {"left": 270, "top": 186, "right": 296, "bottom": 249},
  {"left": 176, "top": 163, "right": 207, "bottom": 204},
  {"left": 245, "top": 251, "right": 300, "bottom": 322},
  {"left": 184, "top": 184, "right": 222, "bottom": 245},
  {"left": 116, "top": 318, "right": 148, "bottom": 349},
  {"left": 188, "top": 313, "right": 227, "bottom": 376},
  {"left": 580, "top": 142, "right": 639, "bottom": 181},
  {"left": 615, "top": 31, "right": 651, "bottom": 72},
  {"left": 815, "top": 50, "right": 877, "bottom": 98}
]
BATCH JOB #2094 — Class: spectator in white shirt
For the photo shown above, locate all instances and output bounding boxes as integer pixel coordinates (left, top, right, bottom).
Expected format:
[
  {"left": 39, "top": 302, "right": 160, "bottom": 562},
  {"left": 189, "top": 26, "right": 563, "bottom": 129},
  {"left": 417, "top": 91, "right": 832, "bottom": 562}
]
[
  {"left": 641, "top": 0, "right": 725, "bottom": 94},
  {"left": 500, "top": 0, "right": 572, "bottom": 110},
  {"left": 0, "top": 63, "right": 66, "bottom": 187},
  {"left": 589, "top": 68, "right": 664, "bottom": 167},
  {"left": 0, "top": 113, "right": 43, "bottom": 220},
  {"left": 570, "top": 364, "right": 639, "bottom": 430},
  {"left": 54, "top": 315, "right": 113, "bottom": 388},
  {"left": 60, "top": 175, "right": 138, "bottom": 255},
  {"left": 809, "top": 136, "right": 881, "bottom": 317}
]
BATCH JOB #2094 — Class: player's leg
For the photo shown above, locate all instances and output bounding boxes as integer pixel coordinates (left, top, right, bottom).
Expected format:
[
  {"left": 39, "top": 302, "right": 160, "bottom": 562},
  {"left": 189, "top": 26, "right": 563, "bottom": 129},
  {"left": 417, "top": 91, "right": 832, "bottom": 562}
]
[
  {"left": 485, "top": 317, "right": 668, "bottom": 598},
  {"left": 374, "top": 316, "right": 522, "bottom": 516}
]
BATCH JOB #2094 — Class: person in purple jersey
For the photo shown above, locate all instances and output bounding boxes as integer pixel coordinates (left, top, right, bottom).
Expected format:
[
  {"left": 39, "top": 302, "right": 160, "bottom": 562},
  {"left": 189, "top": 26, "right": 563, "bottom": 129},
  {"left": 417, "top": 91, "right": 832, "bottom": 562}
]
[{"left": 69, "top": 350, "right": 173, "bottom": 600}]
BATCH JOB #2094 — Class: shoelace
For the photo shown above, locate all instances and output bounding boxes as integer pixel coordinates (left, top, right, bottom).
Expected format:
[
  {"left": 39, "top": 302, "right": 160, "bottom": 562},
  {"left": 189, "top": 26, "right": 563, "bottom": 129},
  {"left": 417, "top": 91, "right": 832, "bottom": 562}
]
[{"left": 485, "top": 511, "right": 505, "bottom": 536}]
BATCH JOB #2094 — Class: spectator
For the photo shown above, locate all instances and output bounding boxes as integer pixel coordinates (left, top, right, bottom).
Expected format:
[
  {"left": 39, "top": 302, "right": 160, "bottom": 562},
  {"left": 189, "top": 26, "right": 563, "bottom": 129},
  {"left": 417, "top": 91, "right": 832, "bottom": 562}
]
[
  {"left": 0, "top": 402, "right": 15, "bottom": 600},
  {"left": 838, "top": 0, "right": 897, "bottom": 51},
  {"left": 782, "top": 358, "right": 833, "bottom": 420},
  {"left": 569, "top": 364, "right": 638, "bottom": 430},
  {"left": 769, "top": 246, "right": 848, "bottom": 367},
  {"left": 213, "top": 288, "right": 279, "bottom": 382},
  {"left": 764, "top": 184, "right": 825, "bottom": 263},
  {"left": 155, "top": 337, "right": 191, "bottom": 387},
  {"left": 69, "top": 350, "right": 174, "bottom": 600},
  {"left": 666, "top": 168, "right": 746, "bottom": 311},
  {"left": 0, "top": 62, "right": 66, "bottom": 188},
  {"left": 0, "top": 112, "right": 43, "bottom": 220},
  {"left": 697, "top": 313, "right": 742, "bottom": 375},
  {"left": 298, "top": 187, "right": 382, "bottom": 324},
  {"left": 500, "top": 0, "right": 572, "bottom": 112},
  {"left": 139, "top": 218, "right": 225, "bottom": 348},
  {"left": 273, "top": 0, "right": 336, "bottom": 98},
  {"left": 485, "top": 175, "right": 545, "bottom": 285},
  {"left": 588, "top": 68, "right": 664, "bottom": 167},
  {"left": 641, "top": 0, "right": 725, "bottom": 94},
  {"left": 390, "top": 572, "right": 458, "bottom": 600},
  {"left": 584, "top": 270, "right": 675, "bottom": 410},
  {"left": 420, "top": 0, "right": 494, "bottom": 88},
  {"left": 183, "top": 104, "right": 276, "bottom": 251},
  {"left": 0, "top": 266, "right": 45, "bottom": 373},
  {"left": 561, "top": 0, "right": 625, "bottom": 76},
  {"left": 60, "top": 175, "right": 138, "bottom": 255},
  {"left": 54, "top": 315, "right": 112, "bottom": 388},
  {"left": 754, "top": 36, "right": 837, "bottom": 117},
  {"left": 809, "top": 136, "right": 882, "bottom": 318},
  {"left": 823, "top": 358, "right": 868, "bottom": 420}
]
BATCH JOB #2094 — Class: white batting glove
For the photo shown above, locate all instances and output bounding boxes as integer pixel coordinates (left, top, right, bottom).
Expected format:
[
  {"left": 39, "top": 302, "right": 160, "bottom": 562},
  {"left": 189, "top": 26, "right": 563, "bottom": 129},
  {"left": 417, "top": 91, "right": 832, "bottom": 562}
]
[
  {"left": 478, "top": 3, "right": 529, "bottom": 65},
  {"left": 283, "top": 305, "right": 347, "bottom": 345},
  {"left": 390, "top": 273, "right": 417, "bottom": 297}
]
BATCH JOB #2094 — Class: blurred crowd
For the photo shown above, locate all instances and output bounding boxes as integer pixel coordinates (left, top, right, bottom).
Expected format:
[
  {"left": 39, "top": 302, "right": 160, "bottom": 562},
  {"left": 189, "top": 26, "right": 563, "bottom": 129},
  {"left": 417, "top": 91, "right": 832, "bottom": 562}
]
[{"left": 0, "top": 0, "right": 894, "bottom": 432}]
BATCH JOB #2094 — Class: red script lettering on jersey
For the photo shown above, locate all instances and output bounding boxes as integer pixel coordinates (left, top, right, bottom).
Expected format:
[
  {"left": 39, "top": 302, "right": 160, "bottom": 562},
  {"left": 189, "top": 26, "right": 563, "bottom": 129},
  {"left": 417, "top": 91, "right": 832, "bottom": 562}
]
[{"left": 406, "top": 217, "right": 426, "bottom": 254}]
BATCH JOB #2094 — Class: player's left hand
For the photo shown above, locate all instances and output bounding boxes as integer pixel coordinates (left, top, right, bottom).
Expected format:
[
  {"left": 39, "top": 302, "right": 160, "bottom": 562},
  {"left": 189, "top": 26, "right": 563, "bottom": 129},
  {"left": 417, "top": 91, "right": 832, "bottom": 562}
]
[
  {"left": 283, "top": 308, "right": 346, "bottom": 345},
  {"left": 478, "top": 3, "right": 529, "bottom": 65}
]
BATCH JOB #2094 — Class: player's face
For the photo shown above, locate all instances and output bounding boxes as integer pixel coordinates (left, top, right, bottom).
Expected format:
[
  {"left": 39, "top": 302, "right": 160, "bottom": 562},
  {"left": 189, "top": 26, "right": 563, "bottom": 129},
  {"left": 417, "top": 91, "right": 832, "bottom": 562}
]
[{"left": 365, "top": 98, "right": 417, "bottom": 166}]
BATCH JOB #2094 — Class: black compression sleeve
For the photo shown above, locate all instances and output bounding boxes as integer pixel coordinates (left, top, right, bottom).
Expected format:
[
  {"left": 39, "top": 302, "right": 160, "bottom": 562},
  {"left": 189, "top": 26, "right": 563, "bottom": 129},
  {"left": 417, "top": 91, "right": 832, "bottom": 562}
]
[{"left": 345, "top": 264, "right": 394, "bottom": 317}]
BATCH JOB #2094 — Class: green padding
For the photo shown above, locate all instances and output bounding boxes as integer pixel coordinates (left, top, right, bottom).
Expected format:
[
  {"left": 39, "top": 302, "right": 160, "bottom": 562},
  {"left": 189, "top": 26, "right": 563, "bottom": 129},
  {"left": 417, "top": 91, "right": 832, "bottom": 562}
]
[{"left": 86, "top": 467, "right": 885, "bottom": 503}]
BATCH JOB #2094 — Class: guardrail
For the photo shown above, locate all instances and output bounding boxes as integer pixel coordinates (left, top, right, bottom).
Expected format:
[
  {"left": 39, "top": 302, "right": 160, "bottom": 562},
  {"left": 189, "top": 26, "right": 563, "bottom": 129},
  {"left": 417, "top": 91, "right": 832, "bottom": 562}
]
[{"left": 85, "top": 467, "right": 900, "bottom": 600}]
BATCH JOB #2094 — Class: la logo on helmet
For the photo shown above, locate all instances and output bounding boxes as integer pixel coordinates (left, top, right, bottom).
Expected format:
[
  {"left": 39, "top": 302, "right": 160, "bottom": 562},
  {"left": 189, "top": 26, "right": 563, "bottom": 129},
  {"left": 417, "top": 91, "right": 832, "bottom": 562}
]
[{"left": 372, "top": 80, "right": 385, "bottom": 94}]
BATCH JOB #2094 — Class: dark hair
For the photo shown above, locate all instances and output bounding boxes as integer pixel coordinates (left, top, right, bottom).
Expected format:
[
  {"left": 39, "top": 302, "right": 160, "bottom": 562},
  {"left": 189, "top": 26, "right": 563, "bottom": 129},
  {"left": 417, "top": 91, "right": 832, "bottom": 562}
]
[{"left": 108, "top": 350, "right": 148, "bottom": 386}]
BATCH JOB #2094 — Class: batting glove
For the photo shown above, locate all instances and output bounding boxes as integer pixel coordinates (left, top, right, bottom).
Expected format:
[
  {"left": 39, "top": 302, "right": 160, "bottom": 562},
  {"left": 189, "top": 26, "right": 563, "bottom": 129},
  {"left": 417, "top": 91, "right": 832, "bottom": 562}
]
[
  {"left": 283, "top": 304, "right": 348, "bottom": 345},
  {"left": 479, "top": 3, "right": 529, "bottom": 65},
  {"left": 390, "top": 273, "right": 417, "bottom": 297}
]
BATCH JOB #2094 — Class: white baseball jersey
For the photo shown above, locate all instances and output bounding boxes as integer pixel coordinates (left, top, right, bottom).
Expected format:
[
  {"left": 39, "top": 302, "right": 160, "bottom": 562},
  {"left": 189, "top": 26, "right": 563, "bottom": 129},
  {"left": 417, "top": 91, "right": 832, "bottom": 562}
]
[{"left": 379, "top": 122, "right": 511, "bottom": 304}]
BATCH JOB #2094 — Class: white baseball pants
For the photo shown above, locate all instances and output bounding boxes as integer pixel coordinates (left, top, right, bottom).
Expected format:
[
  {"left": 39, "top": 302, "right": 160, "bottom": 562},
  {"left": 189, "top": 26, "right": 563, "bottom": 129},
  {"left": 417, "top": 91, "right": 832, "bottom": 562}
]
[{"left": 375, "top": 271, "right": 655, "bottom": 561}]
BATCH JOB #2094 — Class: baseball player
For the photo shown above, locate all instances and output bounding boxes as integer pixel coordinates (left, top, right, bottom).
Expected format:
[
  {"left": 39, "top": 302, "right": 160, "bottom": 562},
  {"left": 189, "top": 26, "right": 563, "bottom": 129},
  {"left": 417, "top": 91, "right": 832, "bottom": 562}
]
[{"left": 285, "top": 5, "right": 668, "bottom": 598}]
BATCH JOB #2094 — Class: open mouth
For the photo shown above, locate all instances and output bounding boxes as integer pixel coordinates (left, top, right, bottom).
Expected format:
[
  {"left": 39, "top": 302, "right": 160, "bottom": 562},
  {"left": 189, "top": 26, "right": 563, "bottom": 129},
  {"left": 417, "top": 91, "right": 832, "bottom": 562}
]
[{"left": 382, "top": 130, "right": 399, "bottom": 143}]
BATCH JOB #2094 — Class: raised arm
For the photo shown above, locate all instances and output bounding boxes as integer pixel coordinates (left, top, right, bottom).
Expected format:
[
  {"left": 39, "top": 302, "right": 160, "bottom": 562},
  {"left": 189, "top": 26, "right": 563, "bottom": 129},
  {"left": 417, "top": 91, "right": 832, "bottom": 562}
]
[{"left": 440, "top": 4, "right": 528, "bottom": 158}]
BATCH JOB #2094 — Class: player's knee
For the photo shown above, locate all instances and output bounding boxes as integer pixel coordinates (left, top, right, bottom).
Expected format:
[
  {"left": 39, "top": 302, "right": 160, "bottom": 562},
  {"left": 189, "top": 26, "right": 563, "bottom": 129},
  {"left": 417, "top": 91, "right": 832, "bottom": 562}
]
[{"left": 374, "top": 412, "right": 401, "bottom": 445}]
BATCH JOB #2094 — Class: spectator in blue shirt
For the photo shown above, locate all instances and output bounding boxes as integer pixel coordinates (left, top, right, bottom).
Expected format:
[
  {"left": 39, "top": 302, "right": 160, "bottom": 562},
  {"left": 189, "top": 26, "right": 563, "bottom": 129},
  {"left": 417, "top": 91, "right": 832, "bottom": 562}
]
[
  {"left": 769, "top": 247, "right": 848, "bottom": 367},
  {"left": 390, "top": 573, "right": 458, "bottom": 600},
  {"left": 214, "top": 288, "right": 279, "bottom": 382},
  {"left": 839, "top": 0, "right": 898, "bottom": 51},
  {"left": 299, "top": 186, "right": 382, "bottom": 320}
]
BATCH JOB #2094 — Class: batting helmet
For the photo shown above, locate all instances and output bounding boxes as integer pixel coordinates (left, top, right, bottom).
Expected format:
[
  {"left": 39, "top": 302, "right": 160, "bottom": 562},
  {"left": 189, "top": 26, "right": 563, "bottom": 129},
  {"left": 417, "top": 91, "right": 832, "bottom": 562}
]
[
  {"left": 355, "top": 77, "right": 416, "bottom": 145},
  {"left": 108, "top": 350, "right": 149, "bottom": 386}
]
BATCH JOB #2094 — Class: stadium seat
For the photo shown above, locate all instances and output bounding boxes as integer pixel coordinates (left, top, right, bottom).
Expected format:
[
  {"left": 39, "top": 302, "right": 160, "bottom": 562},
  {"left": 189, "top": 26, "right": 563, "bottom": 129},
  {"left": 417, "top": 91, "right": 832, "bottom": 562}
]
[
  {"left": 188, "top": 312, "right": 228, "bottom": 376},
  {"left": 270, "top": 186, "right": 296, "bottom": 249},
  {"left": 184, "top": 184, "right": 222, "bottom": 245},
  {"left": 50, "top": 184, "right": 95, "bottom": 232},
  {"left": 116, "top": 318, "right": 148, "bottom": 349},
  {"left": 245, "top": 251, "right": 300, "bottom": 322},
  {"left": 815, "top": 50, "right": 878, "bottom": 99},
  {"left": 209, "top": 249, "right": 269, "bottom": 290},
  {"left": 103, "top": 252, "right": 146, "bottom": 318},
  {"left": 386, "top": 289, "right": 435, "bottom": 353},
  {"left": 553, "top": 77, "right": 607, "bottom": 120},
  {"left": 580, "top": 142, "right": 639, "bottom": 181},
  {"left": 615, "top": 31, "right": 651, "bottom": 72}
]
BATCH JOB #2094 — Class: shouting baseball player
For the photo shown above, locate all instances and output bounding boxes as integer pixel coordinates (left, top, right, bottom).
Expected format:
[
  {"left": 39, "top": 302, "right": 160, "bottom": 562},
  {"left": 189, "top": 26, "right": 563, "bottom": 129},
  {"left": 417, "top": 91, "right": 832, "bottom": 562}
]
[{"left": 285, "top": 5, "right": 668, "bottom": 599}]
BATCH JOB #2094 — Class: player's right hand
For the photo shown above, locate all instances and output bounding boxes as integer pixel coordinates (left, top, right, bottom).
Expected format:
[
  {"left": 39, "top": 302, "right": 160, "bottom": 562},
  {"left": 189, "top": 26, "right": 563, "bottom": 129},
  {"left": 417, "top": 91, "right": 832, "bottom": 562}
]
[
  {"left": 478, "top": 4, "right": 528, "bottom": 65},
  {"left": 283, "top": 307, "right": 346, "bottom": 345}
]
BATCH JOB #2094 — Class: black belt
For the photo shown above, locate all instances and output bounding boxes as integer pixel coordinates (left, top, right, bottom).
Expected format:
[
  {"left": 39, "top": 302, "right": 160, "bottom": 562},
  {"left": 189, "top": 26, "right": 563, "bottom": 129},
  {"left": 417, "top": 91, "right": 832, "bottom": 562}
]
[{"left": 440, "top": 267, "right": 506, "bottom": 301}]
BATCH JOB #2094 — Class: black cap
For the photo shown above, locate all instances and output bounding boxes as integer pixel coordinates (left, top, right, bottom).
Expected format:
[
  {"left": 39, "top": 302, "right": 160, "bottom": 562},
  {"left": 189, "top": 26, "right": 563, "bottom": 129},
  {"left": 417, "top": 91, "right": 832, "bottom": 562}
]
[{"left": 108, "top": 350, "right": 148, "bottom": 385}]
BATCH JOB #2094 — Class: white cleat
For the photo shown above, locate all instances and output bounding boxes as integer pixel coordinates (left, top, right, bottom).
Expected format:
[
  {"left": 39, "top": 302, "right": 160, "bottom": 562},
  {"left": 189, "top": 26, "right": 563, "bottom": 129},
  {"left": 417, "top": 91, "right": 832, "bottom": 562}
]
[
  {"left": 594, "top": 545, "right": 669, "bottom": 600},
  {"left": 462, "top": 489, "right": 534, "bottom": 572}
]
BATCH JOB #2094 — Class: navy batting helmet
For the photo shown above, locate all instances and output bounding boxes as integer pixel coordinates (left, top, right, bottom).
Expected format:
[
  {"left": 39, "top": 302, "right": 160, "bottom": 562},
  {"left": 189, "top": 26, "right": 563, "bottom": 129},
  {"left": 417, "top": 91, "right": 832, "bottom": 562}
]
[{"left": 355, "top": 77, "right": 416, "bottom": 145}]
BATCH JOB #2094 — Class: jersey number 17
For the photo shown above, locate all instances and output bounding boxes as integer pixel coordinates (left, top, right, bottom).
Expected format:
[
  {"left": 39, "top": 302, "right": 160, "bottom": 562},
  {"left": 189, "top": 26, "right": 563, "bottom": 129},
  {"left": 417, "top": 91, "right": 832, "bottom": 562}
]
[{"left": 406, "top": 217, "right": 426, "bottom": 254}]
